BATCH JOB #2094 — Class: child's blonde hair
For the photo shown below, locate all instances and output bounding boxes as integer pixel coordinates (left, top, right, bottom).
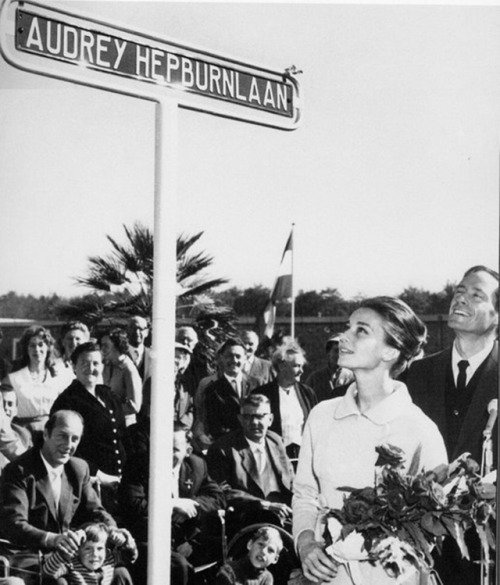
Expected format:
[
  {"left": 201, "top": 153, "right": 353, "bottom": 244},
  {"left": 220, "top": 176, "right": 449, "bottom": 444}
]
[{"left": 79, "top": 522, "right": 110, "bottom": 544}]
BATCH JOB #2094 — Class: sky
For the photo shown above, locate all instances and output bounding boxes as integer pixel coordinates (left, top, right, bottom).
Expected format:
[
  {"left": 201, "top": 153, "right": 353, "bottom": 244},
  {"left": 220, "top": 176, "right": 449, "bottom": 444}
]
[{"left": 0, "top": 0, "right": 499, "bottom": 303}]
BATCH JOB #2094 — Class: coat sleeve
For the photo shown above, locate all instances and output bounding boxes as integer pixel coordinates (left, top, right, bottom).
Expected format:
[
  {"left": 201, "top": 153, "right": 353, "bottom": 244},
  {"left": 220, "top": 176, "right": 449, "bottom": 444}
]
[
  {"left": 74, "top": 460, "right": 117, "bottom": 529},
  {"left": 0, "top": 461, "right": 50, "bottom": 549},
  {"left": 191, "top": 457, "right": 226, "bottom": 514}
]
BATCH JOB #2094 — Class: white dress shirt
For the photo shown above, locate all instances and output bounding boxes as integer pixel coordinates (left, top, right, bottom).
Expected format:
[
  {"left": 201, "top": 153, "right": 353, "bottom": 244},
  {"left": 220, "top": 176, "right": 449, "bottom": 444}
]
[
  {"left": 452, "top": 340, "right": 494, "bottom": 386},
  {"left": 40, "top": 453, "right": 63, "bottom": 509}
]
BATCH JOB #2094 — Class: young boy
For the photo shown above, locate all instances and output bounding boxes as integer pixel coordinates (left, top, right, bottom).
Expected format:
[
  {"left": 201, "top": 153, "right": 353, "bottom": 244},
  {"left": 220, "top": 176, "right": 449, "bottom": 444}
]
[
  {"left": 216, "top": 526, "right": 283, "bottom": 585},
  {"left": 42, "top": 522, "right": 138, "bottom": 585}
]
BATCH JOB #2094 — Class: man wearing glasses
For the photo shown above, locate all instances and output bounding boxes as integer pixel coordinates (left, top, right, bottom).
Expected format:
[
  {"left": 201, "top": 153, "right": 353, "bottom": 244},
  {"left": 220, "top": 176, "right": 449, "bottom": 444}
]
[{"left": 206, "top": 393, "right": 294, "bottom": 537}]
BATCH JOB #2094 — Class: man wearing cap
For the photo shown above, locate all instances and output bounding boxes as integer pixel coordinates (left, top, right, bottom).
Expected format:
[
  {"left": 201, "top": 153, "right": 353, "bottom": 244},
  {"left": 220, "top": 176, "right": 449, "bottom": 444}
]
[
  {"left": 305, "top": 335, "right": 354, "bottom": 402},
  {"left": 174, "top": 342, "right": 195, "bottom": 429}
]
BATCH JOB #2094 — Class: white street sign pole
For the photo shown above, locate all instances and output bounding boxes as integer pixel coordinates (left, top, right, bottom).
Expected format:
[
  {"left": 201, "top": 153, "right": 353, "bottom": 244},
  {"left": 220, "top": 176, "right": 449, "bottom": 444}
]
[
  {"left": 149, "top": 98, "right": 178, "bottom": 584},
  {"left": 0, "top": 4, "right": 301, "bottom": 584}
]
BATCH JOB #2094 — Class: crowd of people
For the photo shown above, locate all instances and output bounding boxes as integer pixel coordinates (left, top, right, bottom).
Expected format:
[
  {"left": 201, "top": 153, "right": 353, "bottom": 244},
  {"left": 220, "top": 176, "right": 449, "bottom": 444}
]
[{"left": 0, "top": 264, "right": 496, "bottom": 585}]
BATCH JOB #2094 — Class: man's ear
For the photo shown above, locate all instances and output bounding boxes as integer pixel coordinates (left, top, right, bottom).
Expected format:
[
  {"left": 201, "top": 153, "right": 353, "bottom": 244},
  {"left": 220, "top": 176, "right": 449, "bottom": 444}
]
[
  {"left": 268, "top": 413, "right": 274, "bottom": 425},
  {"left": 186, "top": 444, "right": 193, "bottom": 456}
]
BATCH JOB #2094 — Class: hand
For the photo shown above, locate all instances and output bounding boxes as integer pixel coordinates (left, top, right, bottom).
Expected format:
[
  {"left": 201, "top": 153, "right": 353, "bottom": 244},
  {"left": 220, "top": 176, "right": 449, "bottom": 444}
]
[
  {"left": 172, "top": 498, "right": 199, "bottom": 521},
  {"left": 261, "top": 501, "right": 292, "bottom": 520},
  {"left": 54, "top": 530, "right": 81, "bottom": 557},
  {"left": 176, "top": 541, "right": 193, "bottom": 558},
  {"left": 96, "top": 470, "right": 121, "bottom": 488},
  {"left": 297, "top": 531, "right": 339, "bottom": 583},
  {"left": 109, "top": 528, "right": 132, "bottom": 547}
]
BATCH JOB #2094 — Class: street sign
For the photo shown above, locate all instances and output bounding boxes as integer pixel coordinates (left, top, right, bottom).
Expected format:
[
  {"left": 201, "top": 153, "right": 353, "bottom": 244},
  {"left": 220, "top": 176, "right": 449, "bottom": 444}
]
[{"left": 1, "top": 0, "right": 301, "bottom": 129}]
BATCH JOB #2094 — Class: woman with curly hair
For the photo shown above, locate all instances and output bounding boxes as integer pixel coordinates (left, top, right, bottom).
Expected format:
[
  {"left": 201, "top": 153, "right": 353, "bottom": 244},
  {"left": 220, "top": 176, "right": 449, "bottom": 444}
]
[
  {"left": 292, "top": 297, "right": 448, "bottom": 585},
  {"left": 2, "top": 325, "right": 73, "bottom": 434}
]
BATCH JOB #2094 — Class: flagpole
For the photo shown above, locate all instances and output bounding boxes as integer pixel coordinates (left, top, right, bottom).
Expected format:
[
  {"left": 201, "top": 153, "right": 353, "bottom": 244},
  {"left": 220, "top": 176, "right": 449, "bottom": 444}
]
[{"left": 290, "top": 222, "right": 295, "bottom": 339}]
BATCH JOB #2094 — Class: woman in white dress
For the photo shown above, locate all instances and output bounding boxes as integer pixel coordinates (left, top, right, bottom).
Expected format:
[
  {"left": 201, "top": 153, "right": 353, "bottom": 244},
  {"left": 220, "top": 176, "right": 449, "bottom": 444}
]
[
  {"left": 2, "top": 326, "right": 73, "bottom": 435},
  {"left": 292, "top": 297, "right": 448, "bottom": 585}
]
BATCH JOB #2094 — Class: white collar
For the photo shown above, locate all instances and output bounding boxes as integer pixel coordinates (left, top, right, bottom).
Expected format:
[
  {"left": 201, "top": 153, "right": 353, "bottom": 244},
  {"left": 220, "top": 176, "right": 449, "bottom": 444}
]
[
  {"left": 224, "top": 372, "right": 242, "bottom": 384},
  {"left": 452, "top": 340, "right": 494, "bottom": 373},
  {"left": 334, "top": 381, "right": 413, "bottom": 425},
  {"left": 245, "top": 437, "right": 266, "bottom": 452},
  {"left": 40, "top": 452, "right": 64, "bottom": 478}
]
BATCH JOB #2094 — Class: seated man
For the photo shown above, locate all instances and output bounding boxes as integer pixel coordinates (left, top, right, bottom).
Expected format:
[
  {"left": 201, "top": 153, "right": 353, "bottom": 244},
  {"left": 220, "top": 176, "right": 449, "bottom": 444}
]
[
  {"left": 206, "top": 394, "right": 294, "bottom": 537},
  {"left": 0, "top": 409, "right": 132, "bottom": 584},
  {"left": 119, "top": 418, "right": 225, "bottom": 585},
  {"left": 0, "top": 386, "right": 32, "bottom": 472}
]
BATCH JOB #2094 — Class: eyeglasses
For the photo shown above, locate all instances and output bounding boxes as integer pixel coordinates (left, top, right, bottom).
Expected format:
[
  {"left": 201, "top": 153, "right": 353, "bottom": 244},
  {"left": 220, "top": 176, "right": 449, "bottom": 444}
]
[{"left": 241, "top": 413, "right": 271, "bottom": 421}]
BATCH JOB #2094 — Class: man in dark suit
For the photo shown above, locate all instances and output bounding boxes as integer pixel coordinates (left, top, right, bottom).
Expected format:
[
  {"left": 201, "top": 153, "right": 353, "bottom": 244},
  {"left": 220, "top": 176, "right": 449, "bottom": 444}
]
[
  {"left": 0, "top": 410, "right": 131, "bottom": 583},
  {"left": 206, "top": 394, "right": 293, "bottom": 537},
  {"left": 241, "top": 330, "right": 273, "bottom": 383},
  {"left": 202, "top": 339, "right": 263, "bottom": 446},
  {"left": 253, "top": 341, "right": 317, "bottom": 460},
  {"left": 406, "top": 265, "right": 498, "bottom": 585}
]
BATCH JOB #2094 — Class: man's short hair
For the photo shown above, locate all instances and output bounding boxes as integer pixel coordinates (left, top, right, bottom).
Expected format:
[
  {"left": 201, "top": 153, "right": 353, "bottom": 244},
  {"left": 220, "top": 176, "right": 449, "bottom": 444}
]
[
  {"left": 0, "top": 385, "right": 17, "bottom": 403},
  {"left": 241, "top": 393, "right": 271, "bottom": 411},
  {"left": 217, "top": 337, "right": 245, "bottom": 356},
  {"left": 463, "top": 265, "right": 499, "bottom": 309},
  {"left": 70, "top": 341, "right": 101, "bottom": 365},
  {"left": 45, "top": 410, "right": 84, "bottom": 436}
]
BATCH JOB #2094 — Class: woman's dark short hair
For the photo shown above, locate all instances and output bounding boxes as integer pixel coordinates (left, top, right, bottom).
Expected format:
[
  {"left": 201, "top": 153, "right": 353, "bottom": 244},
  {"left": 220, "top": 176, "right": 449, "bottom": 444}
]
[
  {"left": 359, "top": 296, "right": 427, "bottom": 377},
  {"left": 102, "top": 328, "right": 130, "bottom": 355},
  {"left": 71, "top": 341, "right": 101, "bottom": 365}
]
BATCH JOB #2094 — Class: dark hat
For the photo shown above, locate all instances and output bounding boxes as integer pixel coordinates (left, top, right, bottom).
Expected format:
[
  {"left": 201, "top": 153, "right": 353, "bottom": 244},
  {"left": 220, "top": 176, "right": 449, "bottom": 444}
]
[{"left": 325, "top": 335, "right": 340, "bottom": 352}]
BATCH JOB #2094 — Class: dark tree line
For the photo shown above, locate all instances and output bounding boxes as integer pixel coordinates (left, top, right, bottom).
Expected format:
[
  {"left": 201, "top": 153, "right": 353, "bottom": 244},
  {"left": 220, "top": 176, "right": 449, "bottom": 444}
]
[{"left": 0, "top": 282, "right": 456, "bottom": 322}]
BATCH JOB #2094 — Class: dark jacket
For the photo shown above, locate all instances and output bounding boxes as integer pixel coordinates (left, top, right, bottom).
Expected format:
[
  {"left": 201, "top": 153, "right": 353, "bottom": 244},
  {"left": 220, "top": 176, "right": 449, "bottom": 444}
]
[
  {"left": 0, "top": 448, "right": 115, "bottom": 550},
  {"left": 406, "top": 342, "right": 498, "bottom": 462},
  {"left": 50, "top": 380, "right": 128, "bottom": 476},
  {"left": 251, "top": 380, "right": 318, "bottom": 439}
]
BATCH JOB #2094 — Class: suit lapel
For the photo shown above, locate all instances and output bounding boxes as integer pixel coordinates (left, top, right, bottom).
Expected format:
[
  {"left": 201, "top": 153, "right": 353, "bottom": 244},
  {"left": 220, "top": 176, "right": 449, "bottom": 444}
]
[
  {"left": 266, "top": 437, "right": 291, "bottom": 490},
  {"left": 455, "top": 344, "right": 498, "bottom": 456},
  {"left": 58, "top": 469, "right": 75, "bottom": 528},
  {"left": 179, "top": 460, "right": 195, "bottom": 497},
  {"left": 37, "top": 474, "right": 59, "bottom": 524}
]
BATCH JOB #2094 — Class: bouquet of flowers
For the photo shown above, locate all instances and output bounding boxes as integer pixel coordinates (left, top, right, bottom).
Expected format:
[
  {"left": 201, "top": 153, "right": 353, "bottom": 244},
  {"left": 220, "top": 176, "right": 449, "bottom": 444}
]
[{"left": 323, "top": 444, "right": 496, "bottom": 583}]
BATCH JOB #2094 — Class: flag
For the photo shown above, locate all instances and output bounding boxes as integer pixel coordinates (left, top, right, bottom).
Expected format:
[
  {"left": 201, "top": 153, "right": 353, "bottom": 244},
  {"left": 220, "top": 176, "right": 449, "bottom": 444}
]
[{"left": 257, "top": 228, "right": 293, "bottom": 339}]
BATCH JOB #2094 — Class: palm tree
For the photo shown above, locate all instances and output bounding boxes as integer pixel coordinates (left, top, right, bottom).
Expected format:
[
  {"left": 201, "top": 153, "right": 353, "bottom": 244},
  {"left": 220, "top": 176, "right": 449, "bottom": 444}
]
[{"left": 57, "top": 223, "right": 229, "bottom": 325}]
